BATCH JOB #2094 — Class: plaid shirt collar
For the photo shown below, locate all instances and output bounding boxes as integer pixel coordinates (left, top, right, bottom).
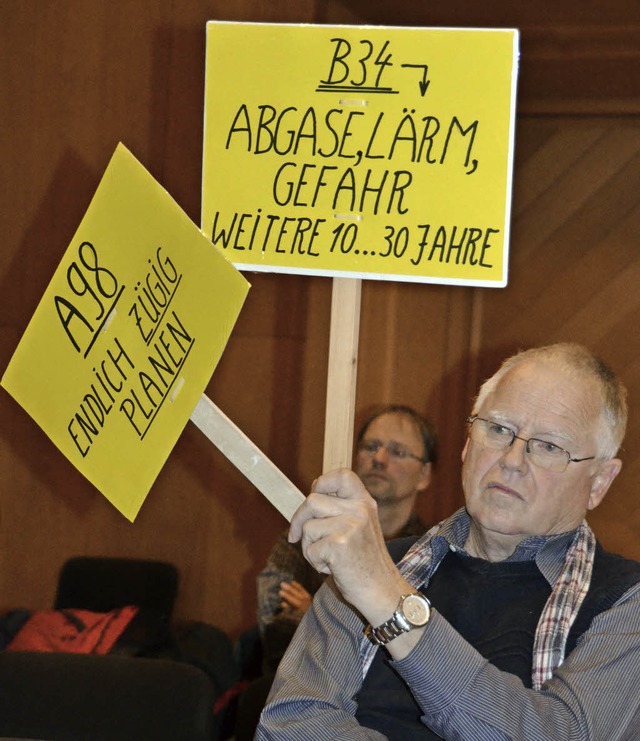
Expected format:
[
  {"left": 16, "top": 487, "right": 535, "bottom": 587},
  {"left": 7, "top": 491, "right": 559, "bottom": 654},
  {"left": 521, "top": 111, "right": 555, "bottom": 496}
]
[{"left": 427, "top": 508, "right": 579, "bottom": 587}]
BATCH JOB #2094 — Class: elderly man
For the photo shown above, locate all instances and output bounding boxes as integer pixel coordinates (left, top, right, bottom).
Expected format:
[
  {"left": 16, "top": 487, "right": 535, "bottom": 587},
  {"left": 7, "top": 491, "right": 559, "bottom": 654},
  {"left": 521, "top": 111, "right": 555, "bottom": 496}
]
[{"left": 257, "top": 343, "right": 640, "bottom": 740}]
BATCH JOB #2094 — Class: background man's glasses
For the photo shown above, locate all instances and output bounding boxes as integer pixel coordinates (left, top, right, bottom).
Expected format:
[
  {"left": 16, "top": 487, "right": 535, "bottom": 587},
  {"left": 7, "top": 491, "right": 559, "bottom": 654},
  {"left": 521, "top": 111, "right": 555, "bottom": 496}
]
[
  {"left": 358, "top": 439, "right": 426, "bottom": 463},
  {"left": 466, "top": 415, "right": 595, "bottom": 473}
]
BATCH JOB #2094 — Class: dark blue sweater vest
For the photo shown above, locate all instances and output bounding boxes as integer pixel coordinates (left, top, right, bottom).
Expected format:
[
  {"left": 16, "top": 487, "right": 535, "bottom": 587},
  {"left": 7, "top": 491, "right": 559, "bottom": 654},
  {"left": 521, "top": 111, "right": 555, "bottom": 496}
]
[{"left": 354, "top": 538, "right": 640, "bottom": 740}]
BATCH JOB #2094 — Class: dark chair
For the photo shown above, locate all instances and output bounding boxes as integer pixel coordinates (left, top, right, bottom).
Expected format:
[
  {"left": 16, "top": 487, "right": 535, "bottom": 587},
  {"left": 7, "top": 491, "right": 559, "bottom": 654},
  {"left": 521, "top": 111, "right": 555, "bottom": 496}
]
[
  {"left": 54, "top": 556, "right": 178, "bottom": 618},
  {"left": 234, "top": 673, "right": 276, "bottom": 741},
  {"left": 1, "top": 556, "right": 240, "bottom": 739},
  {"left": 233, "top": 624, "right": 263, "bottom": 682},
  {"left": 0, "top": 650, "right": 216, "bottom": 741},
  {"left": 231, "top": 626, "right": 270, "bottom": 740},
  {"left": 50, "top": 555, "right": 240, "bottom": 738}
]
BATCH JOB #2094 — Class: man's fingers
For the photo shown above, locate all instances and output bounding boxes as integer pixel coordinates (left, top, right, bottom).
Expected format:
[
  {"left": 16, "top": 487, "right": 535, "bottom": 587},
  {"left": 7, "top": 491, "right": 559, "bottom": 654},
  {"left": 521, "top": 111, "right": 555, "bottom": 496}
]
[
  {"left": 289, "top": 469, "right": 370, "bottom": 543},
  {"left": 279, "top": 581, "right": 309, "bottom": 600},
  {"left": 298, "top": 510, "right": 372, "bottom": 575},
  {"left": 279, "top": 580, "right": 313, "bottom": 612},
  {"left": 311, "top": 469, "right": 368, "bottom": 500}
]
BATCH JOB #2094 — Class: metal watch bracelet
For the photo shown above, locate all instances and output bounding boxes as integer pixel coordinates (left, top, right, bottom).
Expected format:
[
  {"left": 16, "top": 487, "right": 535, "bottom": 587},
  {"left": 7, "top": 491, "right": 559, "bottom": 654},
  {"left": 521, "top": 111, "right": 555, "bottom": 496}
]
[{"left": 364, "top": 612, "right": 411, "bottom": 646}]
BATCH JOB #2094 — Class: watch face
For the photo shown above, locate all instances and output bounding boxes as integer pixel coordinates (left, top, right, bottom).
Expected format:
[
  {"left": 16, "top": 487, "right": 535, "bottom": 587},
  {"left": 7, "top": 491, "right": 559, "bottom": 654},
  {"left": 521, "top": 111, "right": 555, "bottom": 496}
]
[{"left": 402, "top": 593, "right": 430, "bottom": 627}]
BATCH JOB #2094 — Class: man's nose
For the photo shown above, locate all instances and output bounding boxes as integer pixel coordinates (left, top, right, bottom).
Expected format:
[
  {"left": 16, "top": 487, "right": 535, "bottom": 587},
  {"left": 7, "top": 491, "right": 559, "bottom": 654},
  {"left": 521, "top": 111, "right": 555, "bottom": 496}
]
[
  {"left": 371, "top": 445, "right": 389, "bottom": 464},
  {"left": 499, "top": 437, "right": 528, "bottom": 471}
]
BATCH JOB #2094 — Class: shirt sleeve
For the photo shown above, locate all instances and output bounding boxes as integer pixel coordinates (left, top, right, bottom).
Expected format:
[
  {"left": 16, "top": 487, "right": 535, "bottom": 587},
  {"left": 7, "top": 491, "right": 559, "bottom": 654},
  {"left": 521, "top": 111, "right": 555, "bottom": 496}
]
[
  {"left": 256, "top": 578, "right": 388, "bottom": 740},
  {"left": 393, "top": 582, "right": 640, "bottom": 740}
]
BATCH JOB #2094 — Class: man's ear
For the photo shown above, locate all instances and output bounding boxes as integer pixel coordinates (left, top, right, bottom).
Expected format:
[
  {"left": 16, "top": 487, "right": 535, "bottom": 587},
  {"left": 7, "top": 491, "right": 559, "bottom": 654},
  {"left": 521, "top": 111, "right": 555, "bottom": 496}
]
[
  {"left": 417, "top": 462, "right": 432, "bottom": 492},
  {"left": 461, "top": 438, "right": 470, "bottom": 463},
  {"left": 588, "top": 458, "right": 623, "bottom": 511}
]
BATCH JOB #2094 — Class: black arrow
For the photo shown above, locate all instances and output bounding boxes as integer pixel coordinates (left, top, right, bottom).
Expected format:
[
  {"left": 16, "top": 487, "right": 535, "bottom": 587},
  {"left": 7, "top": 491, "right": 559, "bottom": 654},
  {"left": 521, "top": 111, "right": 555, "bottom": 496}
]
[{"left": 401, "top": 64, "right": 430, "bottom": 96}]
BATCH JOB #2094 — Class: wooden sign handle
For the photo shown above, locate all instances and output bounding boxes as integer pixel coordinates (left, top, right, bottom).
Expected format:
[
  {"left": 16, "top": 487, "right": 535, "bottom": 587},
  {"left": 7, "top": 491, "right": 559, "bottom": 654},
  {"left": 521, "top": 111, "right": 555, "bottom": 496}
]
[
  {"left": 190, "top": 394, "right": 305, "bottom": 521},
  {"left": 323, "top": 277, "right": 362, "bottom": 472}
]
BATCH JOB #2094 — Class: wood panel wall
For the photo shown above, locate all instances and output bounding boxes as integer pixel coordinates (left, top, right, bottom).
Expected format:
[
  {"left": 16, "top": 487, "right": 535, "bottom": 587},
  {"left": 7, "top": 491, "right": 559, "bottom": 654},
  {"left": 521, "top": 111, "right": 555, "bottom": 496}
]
[{"left": 1, "top": 1, "right": 639, "bottom": 639}]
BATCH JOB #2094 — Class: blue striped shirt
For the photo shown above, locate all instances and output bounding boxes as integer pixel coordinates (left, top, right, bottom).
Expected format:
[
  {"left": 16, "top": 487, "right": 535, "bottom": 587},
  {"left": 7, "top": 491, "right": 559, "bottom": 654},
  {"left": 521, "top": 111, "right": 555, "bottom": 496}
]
[{"left": 257, "top": 511, "right": 640, "bottom": 740}]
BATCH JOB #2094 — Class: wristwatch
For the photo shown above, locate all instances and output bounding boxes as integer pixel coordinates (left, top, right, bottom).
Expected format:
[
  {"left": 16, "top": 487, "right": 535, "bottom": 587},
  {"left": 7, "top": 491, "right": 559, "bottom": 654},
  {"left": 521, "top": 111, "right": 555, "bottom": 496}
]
[{"left": 364, "top": 592, "right": 432, "bottom": 646}]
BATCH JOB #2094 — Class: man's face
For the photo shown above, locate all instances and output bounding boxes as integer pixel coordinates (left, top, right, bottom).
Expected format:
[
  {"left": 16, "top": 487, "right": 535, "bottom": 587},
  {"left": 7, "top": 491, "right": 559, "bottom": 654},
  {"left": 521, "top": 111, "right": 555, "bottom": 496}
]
[
  {"left": 461, "top": 359, "right": 621, "bottom": 548},
  {"left": 355, "top": 412, "right": 431, "bottom": 507}
]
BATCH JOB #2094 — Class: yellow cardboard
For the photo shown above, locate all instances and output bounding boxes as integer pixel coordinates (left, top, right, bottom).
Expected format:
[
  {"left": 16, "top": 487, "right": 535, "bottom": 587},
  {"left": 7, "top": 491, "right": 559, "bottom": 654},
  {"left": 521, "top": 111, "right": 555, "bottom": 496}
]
[
  {"left": 2, "top": 143, "right": 250, "bottom": 521},
  {"left": 203, "top": 22, "right": 519, "bottom": 287}
]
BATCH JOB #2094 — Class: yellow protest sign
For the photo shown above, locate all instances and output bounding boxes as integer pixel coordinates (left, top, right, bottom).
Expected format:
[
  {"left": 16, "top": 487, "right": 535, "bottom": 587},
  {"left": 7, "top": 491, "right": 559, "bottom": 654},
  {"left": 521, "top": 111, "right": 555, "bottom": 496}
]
[
  {"left": 2, "top": 143, "right": 250, "bottom": 521},
  {"left": 203, "top": 22, "right": 519, "bottom": 287}
]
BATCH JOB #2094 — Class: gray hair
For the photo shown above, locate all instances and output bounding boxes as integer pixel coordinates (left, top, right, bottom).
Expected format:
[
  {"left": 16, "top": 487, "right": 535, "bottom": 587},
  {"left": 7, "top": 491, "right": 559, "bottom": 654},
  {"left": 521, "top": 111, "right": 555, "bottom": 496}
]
[{"left": 472, "top": 343, "right": 627, "bottom": 459}]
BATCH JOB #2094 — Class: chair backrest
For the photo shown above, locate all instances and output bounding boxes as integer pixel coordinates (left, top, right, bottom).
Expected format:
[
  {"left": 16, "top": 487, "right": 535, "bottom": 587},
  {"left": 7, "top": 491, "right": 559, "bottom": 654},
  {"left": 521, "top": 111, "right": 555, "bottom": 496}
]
[
  {"left": 54, "top": 556, "right": 178, "bottom": 618},
  {"left": 0, "top": 651, "right": 216, "bottom": 741}
]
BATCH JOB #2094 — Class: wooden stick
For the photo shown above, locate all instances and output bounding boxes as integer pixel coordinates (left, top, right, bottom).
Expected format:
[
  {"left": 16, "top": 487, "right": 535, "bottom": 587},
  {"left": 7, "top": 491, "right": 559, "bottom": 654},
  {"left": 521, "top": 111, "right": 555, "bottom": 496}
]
[
  {"left": 190, "top": 395, "right": 305, "bottom": 522},
  {"left": 323, "top": 277, "right": 362, "bottom": 472}
]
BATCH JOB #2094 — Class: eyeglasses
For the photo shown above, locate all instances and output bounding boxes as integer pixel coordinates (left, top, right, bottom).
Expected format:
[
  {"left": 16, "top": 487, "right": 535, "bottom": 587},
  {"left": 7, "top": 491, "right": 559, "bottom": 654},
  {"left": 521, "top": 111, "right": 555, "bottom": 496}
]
[
  {"left": 466, "top": 416, "right": 596, "bottom": 473},
  {"left": 358, "top": 439, "right": 427, "bottom": 463}
]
